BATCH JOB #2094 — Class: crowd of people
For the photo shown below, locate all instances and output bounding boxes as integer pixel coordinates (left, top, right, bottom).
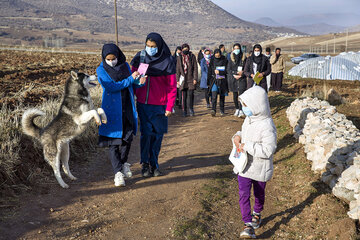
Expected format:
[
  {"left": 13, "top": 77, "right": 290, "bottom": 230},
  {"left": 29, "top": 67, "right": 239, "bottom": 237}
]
[
  {"left": 175, "top": 42, "right": 286, "bottom": 117},
  {"left": 96, "top": 33, "right": 279, "bottom": 238}
]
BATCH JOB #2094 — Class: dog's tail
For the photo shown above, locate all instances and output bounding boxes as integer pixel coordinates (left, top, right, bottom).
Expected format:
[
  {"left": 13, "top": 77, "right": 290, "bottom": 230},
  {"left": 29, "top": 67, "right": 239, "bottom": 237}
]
[{"left": 21, "top": 109, "right": 45, "bottom": 139}]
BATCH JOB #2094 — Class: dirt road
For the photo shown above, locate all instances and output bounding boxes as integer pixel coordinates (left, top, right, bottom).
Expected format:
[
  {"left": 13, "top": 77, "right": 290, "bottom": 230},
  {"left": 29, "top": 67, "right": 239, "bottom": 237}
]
[{"left": 1, "top": 90, "right": 357, "bottom": 239}]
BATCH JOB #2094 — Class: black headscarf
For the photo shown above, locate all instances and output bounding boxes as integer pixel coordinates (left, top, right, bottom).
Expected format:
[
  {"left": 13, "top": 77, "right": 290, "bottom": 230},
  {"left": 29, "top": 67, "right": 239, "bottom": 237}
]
[
  {"left": 251, "top": 44, "right": 263, "bottom": 65},
  {"left": 131, "top": 32, "right": 176, "bottom": 76},
  {"left": 102, "top": 43, "right": 130, "bottom": 82},
  {"left": 232, "top": 43, "right": 243, "bottom": 64},
  {"left": 173, "top": 46, "right": 181, "bottom": 57},
  {"left": 213, "top": 49, "right": 226, "bottom": 65}
]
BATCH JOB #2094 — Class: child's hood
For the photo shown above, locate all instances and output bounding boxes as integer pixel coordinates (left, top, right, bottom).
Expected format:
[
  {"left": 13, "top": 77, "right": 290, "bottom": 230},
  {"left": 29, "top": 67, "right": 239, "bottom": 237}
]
[{"left": 239, "top": 86, "right": 271, "bottom": 120}]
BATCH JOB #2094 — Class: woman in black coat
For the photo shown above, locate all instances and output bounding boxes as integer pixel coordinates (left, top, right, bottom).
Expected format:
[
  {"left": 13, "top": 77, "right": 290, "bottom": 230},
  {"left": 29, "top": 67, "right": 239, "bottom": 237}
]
[
  {"left": 207, "top": 49, "right": 228, "bottom": 117},
  {"left": 227, "top": 43, "right": 247, "bottom": 117},
  {"left": 244, "top": 44, "right": 271, "bottom": 92}
]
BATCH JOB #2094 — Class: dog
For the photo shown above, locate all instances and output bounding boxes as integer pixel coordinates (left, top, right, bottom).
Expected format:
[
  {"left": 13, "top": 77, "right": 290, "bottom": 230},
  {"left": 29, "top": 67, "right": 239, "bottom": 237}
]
[{"left": 22, "top": 71, "right": 107, "bottom": 188}]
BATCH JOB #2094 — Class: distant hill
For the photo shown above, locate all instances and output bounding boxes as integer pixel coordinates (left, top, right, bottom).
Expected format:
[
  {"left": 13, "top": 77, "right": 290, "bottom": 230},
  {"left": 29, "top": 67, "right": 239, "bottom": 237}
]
[
  {"left": 348, "top": 25, "right": 360, "bottom": 33},
  {"left": 254, "top": 17, "right": 282, "bottom": 27},
  {"left": 289, "top": 23, "right": 346, "bottom": 35},
  {"left": 285, "top": 13, "right": 360, "bottom": 27},
  {"left": 0, "top": 0, "right": 302, "bottom": 49}
]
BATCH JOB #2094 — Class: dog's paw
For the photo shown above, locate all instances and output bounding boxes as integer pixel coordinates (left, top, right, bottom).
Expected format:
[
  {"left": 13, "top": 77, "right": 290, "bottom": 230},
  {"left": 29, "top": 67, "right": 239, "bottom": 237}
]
[
  {"left": 69, "top": 176, "right": 77, "bottom": 181},
  {"left": 61, "top": 183, "right": 70, "bottom": 189}
]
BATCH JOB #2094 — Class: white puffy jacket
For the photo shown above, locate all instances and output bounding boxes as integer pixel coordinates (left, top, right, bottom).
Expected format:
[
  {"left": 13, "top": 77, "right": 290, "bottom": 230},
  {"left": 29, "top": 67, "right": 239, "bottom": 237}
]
[{"left": 233, "top": 86, "right": 277, "bottom": 182}]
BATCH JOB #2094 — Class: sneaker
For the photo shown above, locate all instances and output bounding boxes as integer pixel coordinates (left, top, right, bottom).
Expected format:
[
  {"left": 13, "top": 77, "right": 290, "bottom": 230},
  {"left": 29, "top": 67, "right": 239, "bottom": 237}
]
[
  {"left": 250, "top": 212, "right": 262, "bottom": 229},
  {"left": 121, "top": 162, "right": 132, "bottom": 178},
  {"left": 210, "top": 110, "right": 216, "bottom": 117},
  {"left": 234, "top": 109, "right": 240, "bottom": 116},
  {"left": 183, "top": 111, "right": 188, "bottom": 117},
  {"left": 220, "top": 111, "right": 225, "bottom": 116},
  {"left": 240, "top": 223, "right": 256, "bottom": 239},
  {"left": 114, "top": 172, "right": 125, "bottom": 187},
  {"left": 141, "top": 163, "right": 151, "bottom": 177},
  {"left": 152, "top": 168, "right": 163, "bottom": 177},
  {"left": 189, "top": 109, "right": 195, "bottom": 117},
  {"left": 238, "top": 110, "right": 244, "bottom": 118}
]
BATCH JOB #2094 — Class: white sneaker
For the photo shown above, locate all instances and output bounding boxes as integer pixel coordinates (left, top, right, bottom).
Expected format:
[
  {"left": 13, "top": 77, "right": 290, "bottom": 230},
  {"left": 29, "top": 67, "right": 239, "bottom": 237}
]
[
  {"left": 122, "top": 162, "right": 132, "bottom": 178},
  {"left": 114, "top": 172, "right": 125, "bottom": 187},
  {"left": 234, "top": 109, "right": 240, "bottom": 116},
  {"left": 238, "top": 110, "right": 244, "bottom": 117}
]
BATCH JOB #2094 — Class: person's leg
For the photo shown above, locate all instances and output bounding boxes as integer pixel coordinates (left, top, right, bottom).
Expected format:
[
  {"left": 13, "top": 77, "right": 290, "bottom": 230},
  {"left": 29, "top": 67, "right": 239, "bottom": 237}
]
[
  {"left": 252, "top": 180, "right": 267, "bottom": 214},
  {"left": 149, "top": 133, "right": 164, "bottom": 170},
  {"left": 220, "top": 95, "right": 225, "bottom": 113},
  {"left": 109, "top": 145, "right": 122, "bottom": 174},
  {"left": 204, "top": 89, "right": 210, "bottom": 105},
  {"left": 189, "top": 89, "right": 194, "bottom": 111},
  {"left": 277, "top": 72, "right": 283, "bottom": 90},
  {"left": 271, "top": 73, "right": 276, "bottom": 90},
  {"left": 178, "top": 88, "right": 182, "bottom": 108},
  {"left": 233, "top": 91, "right": 239, "bottom": 110},
  {"left": 119, "top": 140, "right": 132, "bottom": 164},
  {"left": 182, "top": 89, "right": 188, "bottom": 115},
  {"left": 238, "top": 175, "right": 253, "bottom": 224},
  {"left": 211, "top": 91, "right": 217, "bottom": 112},
  {"left": 140, "top": 133, "right": 151, "bottom": 165}
]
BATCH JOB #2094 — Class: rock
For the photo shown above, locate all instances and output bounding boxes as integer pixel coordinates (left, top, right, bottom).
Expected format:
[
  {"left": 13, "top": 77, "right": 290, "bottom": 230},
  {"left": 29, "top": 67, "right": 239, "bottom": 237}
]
[
  {"left": 327, "top": 89, "right": 343, "bottom": 105},
  {"left": 333, "top": 186, "right": 355, "bottom": 203}
]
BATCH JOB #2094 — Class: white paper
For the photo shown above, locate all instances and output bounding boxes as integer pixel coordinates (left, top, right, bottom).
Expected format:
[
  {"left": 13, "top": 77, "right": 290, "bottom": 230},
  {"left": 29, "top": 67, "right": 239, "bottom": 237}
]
[
  {"left": 179, "top": 75, "right": 185, "bottom": 86},
  {"left": 237, "top": 66, "right": 243, "bottom": 72}
]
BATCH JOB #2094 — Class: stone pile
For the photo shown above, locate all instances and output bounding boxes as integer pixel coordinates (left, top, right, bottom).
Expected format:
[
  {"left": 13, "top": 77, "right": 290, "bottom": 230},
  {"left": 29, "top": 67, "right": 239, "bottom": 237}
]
[{"left": 286, "top": 97, "right": 360, "bottom": 220}]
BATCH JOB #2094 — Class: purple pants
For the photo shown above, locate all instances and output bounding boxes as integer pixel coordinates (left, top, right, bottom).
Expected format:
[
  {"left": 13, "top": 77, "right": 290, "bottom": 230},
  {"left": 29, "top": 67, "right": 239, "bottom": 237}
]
[{"left": 238, "top": 175, "right": 267, "bottom": 223}]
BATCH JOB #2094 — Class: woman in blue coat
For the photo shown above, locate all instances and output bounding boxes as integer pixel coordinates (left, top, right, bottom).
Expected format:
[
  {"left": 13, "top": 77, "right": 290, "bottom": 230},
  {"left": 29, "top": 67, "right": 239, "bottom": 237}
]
[
  {"left": 200, "top": 49, "right": 212, "bottom": 108},
  {"left": 96, "top": 43, "right": 145, "bottom": 187}
]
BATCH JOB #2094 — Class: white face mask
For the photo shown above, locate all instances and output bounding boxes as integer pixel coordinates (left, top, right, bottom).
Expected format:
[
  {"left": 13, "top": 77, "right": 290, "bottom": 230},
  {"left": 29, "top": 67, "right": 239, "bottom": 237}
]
[
  {"left": 254, "top": 51, "right": 261, "bottom": 57},
  {"left": 106, "top": 58, "right": 118, "bottom": 67}
]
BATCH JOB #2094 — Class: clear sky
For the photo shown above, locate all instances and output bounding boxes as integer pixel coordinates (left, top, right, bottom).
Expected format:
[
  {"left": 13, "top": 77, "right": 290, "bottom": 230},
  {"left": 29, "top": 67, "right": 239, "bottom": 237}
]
[{"left": 210, "top": 0, "right": 360, "bottom": 22}]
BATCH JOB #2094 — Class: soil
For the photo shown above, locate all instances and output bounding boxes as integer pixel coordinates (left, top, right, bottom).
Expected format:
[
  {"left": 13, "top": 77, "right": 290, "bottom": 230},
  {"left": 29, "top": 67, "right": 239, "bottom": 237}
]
[{"left": 1, "top": 50, "right": 360, "bottom": 239}]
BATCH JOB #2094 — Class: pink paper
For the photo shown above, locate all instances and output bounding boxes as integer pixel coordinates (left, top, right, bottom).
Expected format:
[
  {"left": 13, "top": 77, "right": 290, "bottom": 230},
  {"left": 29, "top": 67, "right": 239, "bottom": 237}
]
[{"left": 138, "top": 63, "right": 149, "bottom": 76}]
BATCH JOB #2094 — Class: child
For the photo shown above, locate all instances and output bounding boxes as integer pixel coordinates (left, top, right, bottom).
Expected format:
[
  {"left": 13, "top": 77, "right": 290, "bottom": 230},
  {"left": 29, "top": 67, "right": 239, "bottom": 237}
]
[
  {"left": 232, "top": 86, "right": 277, "bottom": 238},
  {"left": 96, "top": 43, "right": 145, "bottom": 187}
]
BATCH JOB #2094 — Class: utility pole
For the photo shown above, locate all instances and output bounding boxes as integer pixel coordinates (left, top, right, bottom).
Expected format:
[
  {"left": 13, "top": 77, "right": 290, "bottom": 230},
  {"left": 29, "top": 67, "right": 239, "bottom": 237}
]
[
  {"left": 114, "top": 0, "right": 119, "bottom": 46},
  {"left": 345, "top": 29, "right": 349, "bottom": 52}
]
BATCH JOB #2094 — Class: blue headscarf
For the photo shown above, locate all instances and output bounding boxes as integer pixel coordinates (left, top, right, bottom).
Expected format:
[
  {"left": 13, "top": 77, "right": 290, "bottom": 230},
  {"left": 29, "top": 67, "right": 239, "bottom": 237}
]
[
  {"left": 102, "top": 43, "right": 130, "bottom": 82},
  {"left": 131, "top": 32, "right": 176, "bottom": 76}
]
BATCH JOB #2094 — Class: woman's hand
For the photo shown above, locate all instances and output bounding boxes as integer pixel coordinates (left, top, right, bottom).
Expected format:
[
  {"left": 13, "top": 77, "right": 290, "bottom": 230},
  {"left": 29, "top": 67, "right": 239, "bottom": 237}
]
[
  {"left": 139, "top": 75, "right": 147, "bottom": 85},
  {"left": 237, "top": 70, "right": 243, "bottom": 76},
  {"left": 251, "top": 74, "right": 254, "bottom": 78},
  {"left": 234, "top": 75, "right": 241, "bottom": 80},
  {"left": 132, "top": 71, "right": 140, "bottom": 79},
  {"left": 258, "top": 73, "right": 264, "bottom": 78},
  {"left": 193, "top": 80, "right": 197, "bottom": 85},
  {"left": 215, "top": 70, "right": 220, "bottom": 75},
  {"left": 165, "top": 111, "right": 172, "bottom": 117}
]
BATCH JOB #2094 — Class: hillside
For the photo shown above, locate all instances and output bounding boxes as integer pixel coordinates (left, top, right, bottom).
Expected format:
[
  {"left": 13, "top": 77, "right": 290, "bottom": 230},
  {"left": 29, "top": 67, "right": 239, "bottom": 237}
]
[{"left": 0, "top": 0, "right": 301, "bottom": 49}]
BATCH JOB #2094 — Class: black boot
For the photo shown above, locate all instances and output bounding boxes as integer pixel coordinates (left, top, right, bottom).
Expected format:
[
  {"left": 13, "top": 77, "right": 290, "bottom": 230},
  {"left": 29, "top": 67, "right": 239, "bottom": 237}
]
[{"left": 141, "top": 163, "right": 151, "bottom": 177}]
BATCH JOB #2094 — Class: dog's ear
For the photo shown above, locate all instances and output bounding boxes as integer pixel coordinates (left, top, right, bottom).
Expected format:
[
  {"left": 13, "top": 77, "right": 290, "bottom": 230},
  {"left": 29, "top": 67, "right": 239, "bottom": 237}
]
[{"left": 71, "top": 71, "right": 78, "bottom": 79}]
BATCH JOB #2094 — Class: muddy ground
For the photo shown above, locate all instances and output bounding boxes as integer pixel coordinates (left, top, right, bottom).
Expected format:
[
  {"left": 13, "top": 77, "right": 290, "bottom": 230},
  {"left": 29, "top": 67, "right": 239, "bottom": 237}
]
[{"left": 1, "top": 50, "right": 360, "bottom": 239}]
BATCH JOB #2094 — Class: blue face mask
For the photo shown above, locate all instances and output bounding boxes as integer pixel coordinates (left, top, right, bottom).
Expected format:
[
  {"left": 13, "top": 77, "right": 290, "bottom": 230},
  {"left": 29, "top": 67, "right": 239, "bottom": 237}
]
[
  {"left": 145, "top": 46, "right": 158, "bottom": 56},
  {"left": 242, "top": 106, "right": 253, "bottom": 117},
  {"left": 233, "top": 49, "right": 241, "bottom": 55}
]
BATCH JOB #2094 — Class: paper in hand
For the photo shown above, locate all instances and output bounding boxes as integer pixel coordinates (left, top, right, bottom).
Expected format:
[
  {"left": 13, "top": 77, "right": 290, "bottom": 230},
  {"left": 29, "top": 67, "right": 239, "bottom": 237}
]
[
  {"left": 253, "top": 71, "right": 263, "bottom": 85},
  {"left": 138, "top": 63, "right": 149, "bottom": 76}
]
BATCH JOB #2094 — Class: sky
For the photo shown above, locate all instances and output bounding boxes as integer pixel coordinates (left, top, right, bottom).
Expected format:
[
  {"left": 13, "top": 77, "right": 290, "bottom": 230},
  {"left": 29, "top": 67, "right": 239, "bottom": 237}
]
[{"left": 210, "top": 0, "right": 360, "bottom": 22}]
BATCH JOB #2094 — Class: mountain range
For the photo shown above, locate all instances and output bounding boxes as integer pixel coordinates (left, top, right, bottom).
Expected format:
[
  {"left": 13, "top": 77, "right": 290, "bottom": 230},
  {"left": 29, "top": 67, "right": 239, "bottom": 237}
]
[
  {"left": 255, "top": 13, "right": 360, "bottom": 35},
  {"left": 0, "top": 0, "right": 302, "bottom": 49}
]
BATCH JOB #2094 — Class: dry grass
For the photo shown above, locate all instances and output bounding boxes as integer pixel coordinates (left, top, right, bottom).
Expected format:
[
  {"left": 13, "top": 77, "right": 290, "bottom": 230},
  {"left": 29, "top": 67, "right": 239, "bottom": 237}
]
[{"left": 0, "top": 84, "right": 103, "bottom": 196}]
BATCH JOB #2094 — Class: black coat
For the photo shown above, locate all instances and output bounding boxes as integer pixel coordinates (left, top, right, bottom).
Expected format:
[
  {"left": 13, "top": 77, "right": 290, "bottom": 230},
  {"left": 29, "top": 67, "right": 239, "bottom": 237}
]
[
  {"left": 244, "top": 54, "right": 271, "bottom": 88},
  {"left": 227, "top": 53, "right": 246, "bottom": 92},
  {"left": 197, "top": 50, "right": 204, "bottom": 65},
  {"left": 207, "top": 56, "right": 228, "bottom": 95}
]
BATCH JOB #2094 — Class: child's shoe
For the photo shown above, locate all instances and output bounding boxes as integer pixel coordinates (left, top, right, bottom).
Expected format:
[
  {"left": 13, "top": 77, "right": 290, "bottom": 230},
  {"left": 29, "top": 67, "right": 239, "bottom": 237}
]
[
  {"left": 250, "top": 212, "right": 262, "bottom": 229},
  {"left": 240, "top": 223, "right": 256, "bottom": 239},
  {"left": 121, "top": 162, "right": 132, "bottom": 178}
]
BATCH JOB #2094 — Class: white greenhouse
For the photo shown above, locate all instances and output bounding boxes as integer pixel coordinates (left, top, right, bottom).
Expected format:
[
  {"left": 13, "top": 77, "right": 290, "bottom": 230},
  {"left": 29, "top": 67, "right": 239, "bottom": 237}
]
[{"left": 289, "top": 51, "right": 360, "bottom": 81}]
